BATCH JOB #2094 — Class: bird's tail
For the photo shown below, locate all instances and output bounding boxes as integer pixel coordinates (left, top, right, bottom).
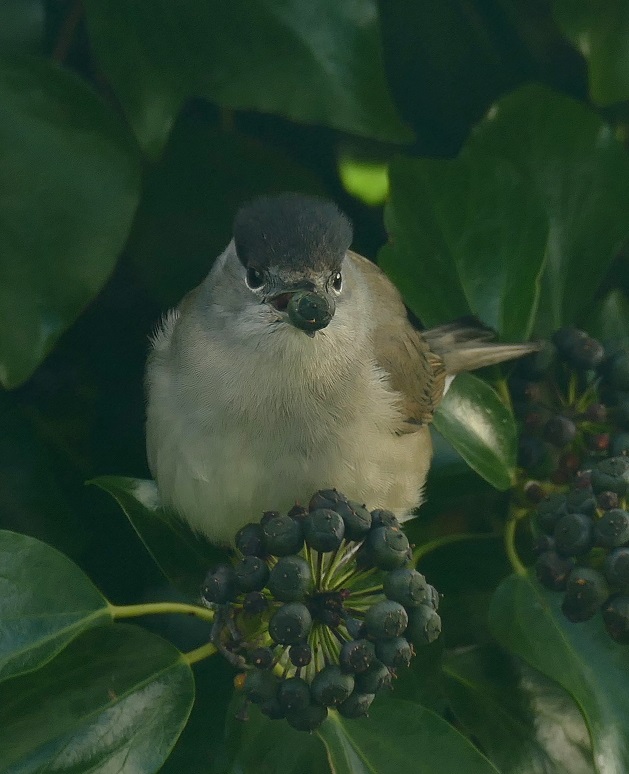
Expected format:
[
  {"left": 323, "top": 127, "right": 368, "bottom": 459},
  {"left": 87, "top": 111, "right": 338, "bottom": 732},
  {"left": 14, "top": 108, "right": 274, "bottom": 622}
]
[{"left": 423, "top": 321, "right": 539, "bottom": 375}]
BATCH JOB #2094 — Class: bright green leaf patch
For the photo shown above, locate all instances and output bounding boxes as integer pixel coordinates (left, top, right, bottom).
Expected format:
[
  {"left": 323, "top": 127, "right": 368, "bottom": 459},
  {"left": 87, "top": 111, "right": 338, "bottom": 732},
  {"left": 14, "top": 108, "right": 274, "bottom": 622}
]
[
  {"left": 553, "top": 0, "right": 629, "bottom": 106},
  {"left": 91, "top": 476, "right": 226, "bottom": 596},
  {"left": 318, "top": 700, "right": 500, "bottom": 774},
  {"left": 84, "top": 0, "right": 412, "bottom": 157},
  {"left": 0, "top": 624, "right": 194, "bottom": 773},
  {"left": 0, "top": 530, "right": 110, "bottom": 683},
  {"left": 490, "top": 571, "right": 629, "bottom": 773},
  {"left": 0, "top": 56, "right": 141, "bottom": 388},
  {"left": 379, "top": 84, "right": 629, "bottom": 339},
  {"left": 432, "top": 374, "right": 517, "bottom": 491}
]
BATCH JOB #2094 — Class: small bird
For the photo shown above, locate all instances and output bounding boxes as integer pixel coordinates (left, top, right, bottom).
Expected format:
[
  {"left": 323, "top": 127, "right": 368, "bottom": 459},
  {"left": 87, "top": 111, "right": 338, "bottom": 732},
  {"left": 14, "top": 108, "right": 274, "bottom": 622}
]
[{"left": 146, "top": 193, "right": 535, "bottom": 545}]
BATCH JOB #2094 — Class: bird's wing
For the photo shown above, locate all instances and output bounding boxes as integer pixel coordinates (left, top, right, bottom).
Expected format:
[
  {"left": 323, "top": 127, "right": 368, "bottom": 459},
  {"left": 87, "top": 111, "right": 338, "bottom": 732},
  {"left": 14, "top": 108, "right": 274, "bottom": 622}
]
[{"left": 347, "top": 251, "right": 446, "bottom": 431}]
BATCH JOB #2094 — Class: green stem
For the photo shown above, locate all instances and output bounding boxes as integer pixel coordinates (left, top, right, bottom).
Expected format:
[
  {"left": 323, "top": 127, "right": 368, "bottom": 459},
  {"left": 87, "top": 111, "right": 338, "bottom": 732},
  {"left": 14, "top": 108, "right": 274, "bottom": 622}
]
[
  {"left": 412, "top": 533, "right": 485, "bottom": 565},
  {"left": 109, "top": 601, "right": 215, "bottom": 625},
  {"left": 183, "top": 641, "right": 218, "bottom": 665},
  {"left": 504, "top": 515, "right": 527, "bottom": 576}
]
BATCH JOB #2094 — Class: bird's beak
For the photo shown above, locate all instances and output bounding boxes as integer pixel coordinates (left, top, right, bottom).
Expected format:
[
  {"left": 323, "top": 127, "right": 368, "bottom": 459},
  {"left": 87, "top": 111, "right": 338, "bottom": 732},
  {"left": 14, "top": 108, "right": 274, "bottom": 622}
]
[{"left": 268, "top": 288, "right": 335, "bottom": 334}]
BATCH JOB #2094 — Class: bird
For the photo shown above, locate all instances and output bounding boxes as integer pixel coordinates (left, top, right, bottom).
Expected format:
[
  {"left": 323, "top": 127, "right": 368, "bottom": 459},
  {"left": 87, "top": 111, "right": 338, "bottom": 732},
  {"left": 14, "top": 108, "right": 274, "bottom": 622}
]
[{"left": 145, "top": 192, "right": 536, "bottom": 545}]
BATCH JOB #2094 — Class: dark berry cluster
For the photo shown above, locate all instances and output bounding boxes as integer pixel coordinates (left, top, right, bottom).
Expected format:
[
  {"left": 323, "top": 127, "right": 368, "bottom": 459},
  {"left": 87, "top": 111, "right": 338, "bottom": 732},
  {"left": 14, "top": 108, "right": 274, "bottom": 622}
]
[
  {"left": 200, "top": 489, "right": 441, "bottom": 731},
  {"left": 512, "top": 327, "right": 629, "bottom": 483},
  {"left": 511, "top": 325, "right": 629, "bottom": 643},
  {"left": 532, "top": 456, "right": 629, "bottom": 642}
]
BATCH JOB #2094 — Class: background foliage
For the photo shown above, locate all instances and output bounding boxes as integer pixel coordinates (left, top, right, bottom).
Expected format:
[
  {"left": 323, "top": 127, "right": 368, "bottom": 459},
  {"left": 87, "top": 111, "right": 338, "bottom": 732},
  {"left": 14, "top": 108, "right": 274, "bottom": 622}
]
[{"left": 1, "top": 0, "right": 629, "bottom": 772}]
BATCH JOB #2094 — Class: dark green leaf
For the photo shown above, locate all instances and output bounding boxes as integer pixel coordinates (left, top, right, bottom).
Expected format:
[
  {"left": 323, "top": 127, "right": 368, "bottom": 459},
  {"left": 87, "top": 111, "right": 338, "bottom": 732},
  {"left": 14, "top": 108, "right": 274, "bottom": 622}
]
[
  {"left": 553, "top": 0, "right": 629, "bottom": 105},
  {"left": 317, "top": 699, "right": 500, "bottom": 774},
  {"left": 444, "top": 644, "right": 594, "bottom": 774},
  {"left": 584, "top": 288, "right": 629, "bottom": 348},
  {"left": 90, "top": 476, "right": 226, "bottom": 596},
  {"left": 379, "top": 84, "right": 629, "bottom": 338},
  {"left": 0, "top": 56, "right": 141, "bottom": 388},
  {"left": 490, "top": 570, "right": 629, "bottom": 773},
  {"left": 380, "top": 153, "right": 546, "bottom": 340},
  {"left": 220, "top": 697, "right": 326, "bottom": 774},
  {"left": 0, "top": 624, "right": 194, "bottom": 773},
  {"left": 128, "top": 109, "right": 324, "bottom": 308},
  {"left": 0, "top": 391, "right": 86, "bottom": 557},
  {"left": 0, "top": 0, "right": 44, "bottom": 55},
  {"left": 432, "top": 374, "right": 517, "bottom": 491},
  {"left": 84, "top": 0, "right": 412, "bottom": 157},
  {"left": 0, "top": 529, "right": 110, "bottom": 683}
]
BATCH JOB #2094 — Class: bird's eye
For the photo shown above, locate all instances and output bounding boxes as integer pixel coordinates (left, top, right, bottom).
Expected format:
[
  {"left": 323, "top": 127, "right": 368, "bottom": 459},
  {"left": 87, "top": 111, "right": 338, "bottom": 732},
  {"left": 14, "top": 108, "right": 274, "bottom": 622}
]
[
  {"left": 331, "top": 271, "right": 343, "bottom": 292},
  {"left": 246, "top": 266, "right": 264, "bottom": 290}
]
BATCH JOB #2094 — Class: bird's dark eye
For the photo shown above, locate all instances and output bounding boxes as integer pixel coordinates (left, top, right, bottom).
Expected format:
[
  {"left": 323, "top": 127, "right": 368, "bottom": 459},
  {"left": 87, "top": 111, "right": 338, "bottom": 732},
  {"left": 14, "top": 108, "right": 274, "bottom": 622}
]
[
  {"left": 331, "top": 271, "right": 343, "bottom": 292},
  {"left": 246, "top": 266, "right": 264, "bottom": 289}
]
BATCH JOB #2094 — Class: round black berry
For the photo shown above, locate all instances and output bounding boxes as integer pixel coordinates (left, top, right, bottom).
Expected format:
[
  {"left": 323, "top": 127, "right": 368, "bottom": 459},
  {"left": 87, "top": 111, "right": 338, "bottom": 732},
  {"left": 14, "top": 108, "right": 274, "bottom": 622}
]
[
  {"left": 604, "top": 547, "right": 629, "bottom": 588},
  {"left": 383, "top": 568, "right": 430, "bottom": 607},
  {"left": 355, "top": 662, "right": 392, "bottom": 694},
  {"left": 201, "top": 564, "right": 237, "bottom": 604},
  {"left": 311, "top": 665, "right": 355, "bottom": 707},
  {"left": 309, "top": 488, "right": 348, "bottom": 512},
  {"left": 262, "top": 514, "right": 304, "bottom": 556},
  {"left": 536, "top": 494, "right": 569, "bottom": 534},
  {"left": 278, "top": 676, "right": 311, "bottom": 712},
  {"left": 591, "top": 457, "right": 629, "bottom": 497},
  {"left": 544, "top": 416, "right": 577, "bottom": 448},
  {"left": 242, "top": 591, "right": 269, "bottom": 615},
  {"left": 268, "top": 556, "right": 312, "bottom": 602},
  {"left": 339, "top": 639, "right": 375, "bottom": 674},
  {"left": 234, "top": 556, "right": 270, "bottom": 593},
  {"left": 269, "top": 602, "right": 312, "bottom": 645},
  {"left": 366, "top": 526, "right": 411, "bottom": 570},
  {"left": 364, "top": 600, "right": 408, "bottom": 639},
  {"left": 371, "top": 509, "right": 401, "bottom": 529},
  {"left": 535, "top": 551, "right": 575, "bottom": 590},
  {"left": 337, "top": 692, "right": 375, "bottom": 718},
  {"left": 289, "top": 641, "right": 312, "bottom": 668},
  {"left": 334, "top": 500, "right": 372, "bottom": 541},
  {"left": 235, "top": 523, "right": 266, "bottom": 557},
  {"left": 406, "top": 605, "right": 442, "bottom": 646},
  {"left": 602, "top": 595, "right": 629, "bottom": 644},
  {"left": 249, "top": 647, "right": 274, "bottom": 669},
  {"left": 303, "top": 509, "right": 345, "bottom": 553},
  {"left": 375, "top": 637, "right": 413, "bottom": 668},
  {"left": 561, "top": 568, "right": 609, "bottom": 622},
  {"left": 553, "top": 512, "right": 594, "bottom": 556},
  {"left": 594, "top": 508, "right": 629, "bottom": 548}
]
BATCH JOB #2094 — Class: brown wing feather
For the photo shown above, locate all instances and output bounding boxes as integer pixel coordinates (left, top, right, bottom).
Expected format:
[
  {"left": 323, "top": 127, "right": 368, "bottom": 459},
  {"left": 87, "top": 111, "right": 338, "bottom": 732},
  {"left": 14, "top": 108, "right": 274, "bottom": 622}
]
[{"left": 347, "top": 251, "right": 445, "bottom": 430}]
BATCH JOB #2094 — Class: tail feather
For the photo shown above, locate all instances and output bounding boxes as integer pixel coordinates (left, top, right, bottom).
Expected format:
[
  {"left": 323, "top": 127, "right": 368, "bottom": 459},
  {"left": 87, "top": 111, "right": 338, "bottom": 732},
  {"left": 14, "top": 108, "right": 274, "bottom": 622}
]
[{"left": 423, "top": 321, "right": 539, "bottom": 375}]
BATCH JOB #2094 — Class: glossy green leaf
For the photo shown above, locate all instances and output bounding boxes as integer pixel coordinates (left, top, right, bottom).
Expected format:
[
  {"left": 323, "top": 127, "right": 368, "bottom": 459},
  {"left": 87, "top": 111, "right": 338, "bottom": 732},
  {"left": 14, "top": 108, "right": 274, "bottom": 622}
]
[
  {"left": 317, "top": 699, "right": 500, "bottom": 774},
  {"left": 444, "top": 645, "right": 594, "bottom": 774},
  {"left": 0, "top": 56, "right": 141, "bottom": 388},
  {"left": 553, "top": 0, "right": 629, "bottom": 105},
  {"left": 0, "top": 391, "right": 86, "bottom": 557},
  {"left": 432, "top": 373, "right": 517, "bottom": 491},
  {"left": 0, "top": 530, "right": 110, "bottom": 683},
  {"left": 380, "top": 153, "right": 546, "bottom": 340},
  {"left": 584, "top": 289, "right": 629, "bottom": 348},
  {"left": 128, "top": 109, "right": 324, "bottom": 308},
  {"left": 490, "top": 571, "right": 629, "bottom": 773},
  {"left": 221, "top": 698, "right": 326, "bottom": 774},
  {"left": 0, "top": 0, "right": 44, "bottom": 55},
  {"left": 84, "top": 0, "right": 412, "bottom": 158},
  {"left": 379, "top": 84, "right": 629, "bottom": 338},
  {"left": 90, "top": 476, "right": 226, "bottom": 596},
  {"left": 0, "top": 624, "right": 194, "bottom": 773}
]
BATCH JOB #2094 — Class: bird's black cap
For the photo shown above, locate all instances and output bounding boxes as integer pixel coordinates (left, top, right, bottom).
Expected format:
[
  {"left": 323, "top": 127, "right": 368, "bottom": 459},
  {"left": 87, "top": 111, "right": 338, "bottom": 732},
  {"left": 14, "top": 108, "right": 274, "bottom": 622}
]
[{"left": 233, "top": 193, "right": 353, "bottom": 273}]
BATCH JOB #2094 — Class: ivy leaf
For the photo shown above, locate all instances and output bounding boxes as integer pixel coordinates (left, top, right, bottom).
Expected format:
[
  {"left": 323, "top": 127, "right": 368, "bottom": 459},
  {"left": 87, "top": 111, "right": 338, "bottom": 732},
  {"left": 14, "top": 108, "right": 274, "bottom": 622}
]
[
  {"left": 0, "top": 624, "right": 194, "bottom": 773},
  {"left": 0, "top": 530, "right": 110, "bottom": 683},
  {"left": 84, "top": 0, "right": 412, "bottom": 157},
  {"left": 433, "top": 374, "right": 517, "bottom": 492},
  {"left": 90, "top": 476, "right": 226, "bottom": 596},
  {"left": 490, "top": 571, "right": 629, "bottom": 773}
]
